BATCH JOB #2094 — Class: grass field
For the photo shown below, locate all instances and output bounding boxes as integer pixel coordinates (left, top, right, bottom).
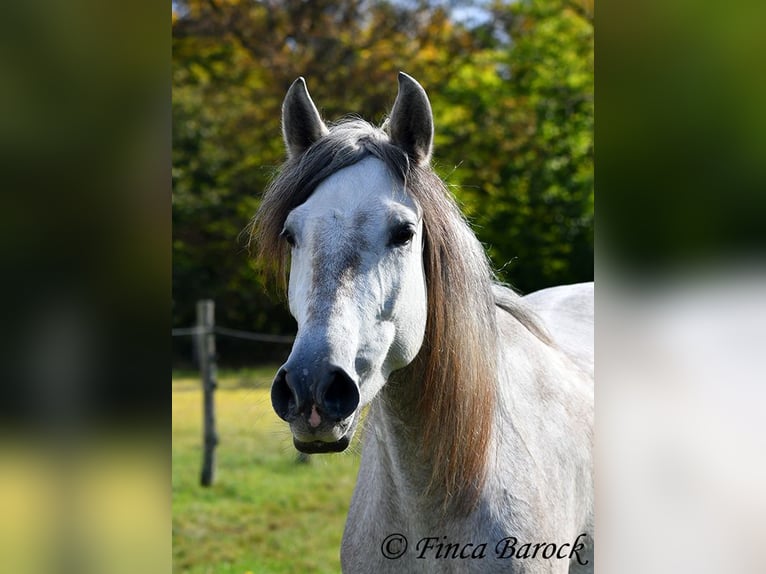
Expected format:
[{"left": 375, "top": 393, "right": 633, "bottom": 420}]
[{"left": 172, "top": 366, "right": 361, "bottom": 574}]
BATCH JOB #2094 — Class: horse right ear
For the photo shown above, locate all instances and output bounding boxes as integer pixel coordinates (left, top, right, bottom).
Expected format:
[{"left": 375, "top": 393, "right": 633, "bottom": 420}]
[{"left": 282, "top": 77, "right": 329, "bottom": 159}]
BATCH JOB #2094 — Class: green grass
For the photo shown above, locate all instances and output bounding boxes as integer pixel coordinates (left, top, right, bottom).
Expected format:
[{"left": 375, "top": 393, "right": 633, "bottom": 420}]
[{"left": 173, "top": 367, "right": 361, "bottom": 573}]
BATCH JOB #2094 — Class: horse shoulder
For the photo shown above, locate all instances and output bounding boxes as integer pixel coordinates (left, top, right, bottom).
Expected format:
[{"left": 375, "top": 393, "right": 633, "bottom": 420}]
[
  {"left": 522, "top": 282, "right": 594, "bottom": 380},
  {"left": 493, "top": 303, "right": 594, "bottom": 545}
]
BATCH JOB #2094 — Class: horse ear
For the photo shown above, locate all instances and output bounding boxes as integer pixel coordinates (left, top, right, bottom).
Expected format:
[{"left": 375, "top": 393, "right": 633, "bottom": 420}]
[
  {"left": 388, "top": 72, "right": 434, "bottom": 166},
  {"left": 282, "top": 77, "right": 329, "bottom": 159}
]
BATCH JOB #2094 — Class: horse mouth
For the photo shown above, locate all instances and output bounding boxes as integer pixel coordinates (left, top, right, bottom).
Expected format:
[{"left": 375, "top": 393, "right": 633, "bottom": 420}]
[
  {"left": 291, "top": 413, "right": 358, "bottom": 453},
  {"left": 293, "top": 434, "right": 351, "bottom": 453}
]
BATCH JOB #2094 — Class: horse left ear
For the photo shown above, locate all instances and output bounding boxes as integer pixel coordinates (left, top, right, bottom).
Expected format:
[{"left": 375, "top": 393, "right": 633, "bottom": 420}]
[
  {"left": 388, "top": 72, "right": 434, "bottom": 166},
  {"left": 282, "top": 77, "right": 329, "bottom": 159}
]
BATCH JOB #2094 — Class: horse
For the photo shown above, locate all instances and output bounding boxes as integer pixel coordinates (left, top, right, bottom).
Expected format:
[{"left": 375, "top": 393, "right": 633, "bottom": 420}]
[{"left": 252, "top": 72, "right": 594, "bottom": 573}]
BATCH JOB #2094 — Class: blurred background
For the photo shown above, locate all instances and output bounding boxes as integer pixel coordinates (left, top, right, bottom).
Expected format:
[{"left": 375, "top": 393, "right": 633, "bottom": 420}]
[
  {"left": 1, "top": 1, "right": 169, "bottom": 573},
  {"left": 598, "top": 1, "right": 766, "bottom": 572},
  {"left": 171, "top": 0, "right": 594, "bottom": 368}
]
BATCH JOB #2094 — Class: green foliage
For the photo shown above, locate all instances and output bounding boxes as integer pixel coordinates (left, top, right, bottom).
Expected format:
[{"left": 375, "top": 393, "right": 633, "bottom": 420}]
[
  {"left": 172, "top": 0, "right": 593, "bottom": 362},
  {"left": 435, "top": 0, "right": 594, "bottom": 288}
]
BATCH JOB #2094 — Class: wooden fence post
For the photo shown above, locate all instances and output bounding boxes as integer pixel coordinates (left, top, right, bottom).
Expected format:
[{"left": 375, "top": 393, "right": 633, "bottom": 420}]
[{"left": 197, "top": 299, "right": 218, "bottom": 487}]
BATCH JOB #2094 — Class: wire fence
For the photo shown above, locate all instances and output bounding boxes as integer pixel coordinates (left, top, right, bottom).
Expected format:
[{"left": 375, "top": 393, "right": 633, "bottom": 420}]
[
  {"left": 172, "top": 325, "right": 294, "bottom": 344},
  {"left": 173, "top": 300, "right": 300, "bottom": 485}
]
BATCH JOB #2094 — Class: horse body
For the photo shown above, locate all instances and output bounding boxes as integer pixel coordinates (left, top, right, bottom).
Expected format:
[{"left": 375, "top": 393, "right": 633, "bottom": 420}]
[
  {"left": 342, "top": 284, "right": 593, "bottom": 574},
  {"left": 254, "top": 73, "right": 593, "bottom": 573}
]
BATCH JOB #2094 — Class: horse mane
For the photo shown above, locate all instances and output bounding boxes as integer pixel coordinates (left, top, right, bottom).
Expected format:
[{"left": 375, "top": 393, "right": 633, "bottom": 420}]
[
  {"left": 392, "top": 162, "right": 498, "bottom": 515},
  {"left": 251, "top": 118, "right": 547, "bottom": 515}
]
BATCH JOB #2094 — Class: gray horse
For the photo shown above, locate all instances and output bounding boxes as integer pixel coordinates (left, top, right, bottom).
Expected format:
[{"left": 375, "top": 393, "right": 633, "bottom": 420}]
[{"left": 253, "top": 73, "right": 593, "bottom": 573}]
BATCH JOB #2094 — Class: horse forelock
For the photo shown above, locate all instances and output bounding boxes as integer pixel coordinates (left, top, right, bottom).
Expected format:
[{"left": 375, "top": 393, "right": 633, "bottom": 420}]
[
  {"left": 252, "top": 118, "right": 498, "bottom": 515},
  {"left": 250, "top": 119, "right": 408, "bottom": 288}
]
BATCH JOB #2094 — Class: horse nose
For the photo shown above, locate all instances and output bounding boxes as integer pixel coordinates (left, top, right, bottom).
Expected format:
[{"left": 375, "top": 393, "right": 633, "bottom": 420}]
[
  {"left": 317, "top": 366, "right": 360, "bottom": 421},
  {"left": 271, "top": 367, "right": 299, "bottom": 421},
  {"left": 271, "top": 365, "right": 360, "bottom": 423}
]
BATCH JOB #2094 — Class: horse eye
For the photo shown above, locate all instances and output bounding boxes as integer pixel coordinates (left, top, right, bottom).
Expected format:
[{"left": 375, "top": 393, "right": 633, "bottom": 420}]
[
  {"left": 389, "top": 224, "right": 415, "bottom": 247},
  {"left": 280, "top": 228, "right": 296, "bottom": 247}
]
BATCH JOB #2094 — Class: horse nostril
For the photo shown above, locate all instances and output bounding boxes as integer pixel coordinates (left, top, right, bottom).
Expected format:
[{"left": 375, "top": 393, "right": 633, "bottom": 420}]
[
  {"left": 271, "top": 368, "right": 297, "bottom": 421},
  {"left": 319, "top": 367, "right": 360, "bottom": 422}
]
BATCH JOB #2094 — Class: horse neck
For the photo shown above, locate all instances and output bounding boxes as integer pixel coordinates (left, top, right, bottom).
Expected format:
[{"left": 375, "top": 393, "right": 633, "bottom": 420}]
[
  {"left": 364, "top": 348, "right": 496, "bottom": 523},
  {"left": 366, "top": 378, "right": 444, "bottom": 517}
]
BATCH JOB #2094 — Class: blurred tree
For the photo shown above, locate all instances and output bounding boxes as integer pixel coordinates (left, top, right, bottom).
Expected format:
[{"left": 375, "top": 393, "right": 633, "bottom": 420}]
[
  {"left": 172, "top": 0, "right": 593, "bottom": 365},
  {"left": 435, "top": 0, "right": 593, "bottom": 290}
]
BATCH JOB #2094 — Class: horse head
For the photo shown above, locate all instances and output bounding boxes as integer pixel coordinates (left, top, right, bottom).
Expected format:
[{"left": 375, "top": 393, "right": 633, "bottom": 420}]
[{"left": 269, "top": 73, "right": 433, "bottom": 453}]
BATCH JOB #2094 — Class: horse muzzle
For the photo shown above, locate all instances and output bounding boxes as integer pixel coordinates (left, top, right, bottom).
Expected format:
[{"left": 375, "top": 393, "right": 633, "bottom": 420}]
[{"left": 271, "top": 363, "right": 360, "bottom": 453}]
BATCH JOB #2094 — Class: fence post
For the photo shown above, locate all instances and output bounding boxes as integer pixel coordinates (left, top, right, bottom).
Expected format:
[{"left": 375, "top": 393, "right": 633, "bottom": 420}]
[{"left": 197, "top": 299, "right": 218, "bottom": 487}]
